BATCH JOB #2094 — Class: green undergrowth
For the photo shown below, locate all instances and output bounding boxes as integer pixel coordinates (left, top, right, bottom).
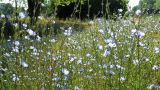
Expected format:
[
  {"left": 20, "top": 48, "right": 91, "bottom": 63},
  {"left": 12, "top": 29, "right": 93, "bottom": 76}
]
[{"left": 0, "top": 15, "right": 160, "bottom": 90}]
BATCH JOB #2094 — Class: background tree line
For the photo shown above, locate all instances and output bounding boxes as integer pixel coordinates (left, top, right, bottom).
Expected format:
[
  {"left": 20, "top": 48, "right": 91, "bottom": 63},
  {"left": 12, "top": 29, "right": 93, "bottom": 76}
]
[
  {"left": 132, "top": 0, "right": 160, "bottom": 13},
  {"left": 0, "top": 0, "right": 128, "bottom": 18}
]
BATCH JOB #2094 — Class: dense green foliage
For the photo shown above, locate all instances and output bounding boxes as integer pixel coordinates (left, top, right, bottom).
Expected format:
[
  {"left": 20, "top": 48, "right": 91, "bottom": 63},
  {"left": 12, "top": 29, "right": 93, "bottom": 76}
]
[
  {"left": 22, "top": 0, "right": 128, "bottom": 23},
  {"left": 0, "top": 3, "right": 14, "bottom": 15},
  {"left": 54, "top": 0, "right": 128, "bottom": 19},
  {"left": 134, "top": 0, "right": 160, "bottom": 10},
  {"left": 132, "top": 5, "right": 140, "bottom": 12},
  {"left": 139, "top": 0, "right": 156, "bottom": 8},
  {"left": 154, "top": 0, "right": 160, "bottom": 8}
]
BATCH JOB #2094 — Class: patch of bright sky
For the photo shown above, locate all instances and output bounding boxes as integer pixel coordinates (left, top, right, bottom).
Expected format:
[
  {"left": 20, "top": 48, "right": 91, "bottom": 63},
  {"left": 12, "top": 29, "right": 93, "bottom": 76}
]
[
  {"left": 128, "top": 0, "right": 140, "bottom": 9},
  {"left": 0, "top": 0, "right": 14, "bottom": 4},
  {"left": 0, "top": 0, "right": 27, "bottom": 8}
]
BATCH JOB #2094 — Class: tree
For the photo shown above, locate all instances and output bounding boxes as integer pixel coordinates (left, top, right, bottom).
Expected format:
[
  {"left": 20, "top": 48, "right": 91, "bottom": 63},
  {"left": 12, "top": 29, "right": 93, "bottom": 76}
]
[
  {"left": 137, "top": 0, "right": 160, "bottom": 14},
  {"left": 139, "top": 0, "right": 156, "bottom": 9},
  {"left": 132, "top": 5, "right": 140, "bottom": 12},
  {"left": 0, "top": 3, "right": 14, "bottom": 15},
  {"left": 154, "top": 0, "right": 160, "bottom": 9},
  {"left": 27, "top": 0, "right": 44, "bottom": 24},
  {"left": 53, "top": 0, "right": 128, "bottom": 20}
]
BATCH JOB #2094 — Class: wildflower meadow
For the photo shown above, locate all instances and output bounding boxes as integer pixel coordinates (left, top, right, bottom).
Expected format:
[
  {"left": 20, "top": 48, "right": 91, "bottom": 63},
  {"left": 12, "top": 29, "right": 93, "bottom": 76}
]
[{"left": 0, "top": 0, "right": 160, "bottom": 90}]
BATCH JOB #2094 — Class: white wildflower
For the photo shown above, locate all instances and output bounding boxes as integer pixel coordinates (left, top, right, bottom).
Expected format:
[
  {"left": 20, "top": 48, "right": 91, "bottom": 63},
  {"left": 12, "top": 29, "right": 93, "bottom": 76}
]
[
  {"left": 145, "top": 58, "right": 149, "bottom": 62},
  {"left": 135, "top": 9, "right": 141, "bottom": 15},
  {"left": 118, "top": 9, "right": 123, "bottom": 12},
  {"left": 30, "top": 46, "right": 35, "bottom": 49},
  {"left": 152, "top": 65, "right": 159, "bottom": 70},
  {"left": 20, "top": 60, "right": 29, "bottom": 68},
  {"left": 19, "top": 12, "right": 26, "bottom": 19},
  {"left": 138, "top": 42, "right": 144, "bottom": 47},
  {"left": 25, "top": 35, "right": 30, "bottom": 40},
  {"left": 61, "top": 68, "right": 69, "bottom": 75},
  {"left": 131, "top": 29, "right": 145, "bottom": 38},
  {"left": 36, "top": 35, "right": 41, "bottom": 41},
  {"left": 49, "top": 38, "right": 56, "bottom": 43},
  {"left": 148, "top": 84, "right": 155, "bottom": 89},
  {"left": 133, "top": 59, "right": 139, "bottom": 65},
  {"left": 22, "top": 23, "right": 27, "bottom": 29},
  {"left": 136, "top": 31, "right": 145, "bottom": 38},
  {"left": 98, "top": 29, "right": 105, "bottom": 34},
  {"left": 27, "top": 29, "right": 36, "bottom": 36},
  {"left": 131, "top": 29, "right": 137, "bottom": 34},
  {"left": 13, "top": 23, "right": 18, "bottom": 27},
  {"left": 77, "top": 59, "right": 82, "bottom": 64},
  {"left": 14, "top": 41, "right": 20, "bottom": 46},
  {"left": 105, "top": 38, "right": 114, "bottom": 43},
  {"left": 119, "top": 77, "right": 125, "bottom": 81},
  {"left": 64, "top": 27, "right": 72, "bottom": 36},
  {"left": 89, "top": 21, "right": 94, "bottom": 24},
  {"left": 147, "top": 84, "right": 160, "bottom": 89},
  {"left": 12, "top": 74, "right": 20, "bottom": 81},
  {"left": 97, "top": 44, "right": 103, "bottom": 50},
  {"left": 74, "top": 86, "right": 80, "bottom": 90},
  {"left": 1, "top": 14, "right": 5, "bottom": 18},
  {"left": 86, "top": 53, "right": 91, "bottom": 58},
  {"left": 108, "top": 42, "right": 116, "bottom": 48},
  {"left": 4, "top": 53, "right": 10, "bottom": 57},
  {"left": 12, "top": 46, "right": 19, "bottom": 52},
  {"left": 38, "top": 16, "right": 43, "bottom": 20},
  {"left": 154, "top": 47, "right": 159, "bottom": 54},
  {"left": 103, "top": 49, "right": 110, "bottom": 57},
  {"left": 107, "top": 70, "right": 115, "bottom": 75}
]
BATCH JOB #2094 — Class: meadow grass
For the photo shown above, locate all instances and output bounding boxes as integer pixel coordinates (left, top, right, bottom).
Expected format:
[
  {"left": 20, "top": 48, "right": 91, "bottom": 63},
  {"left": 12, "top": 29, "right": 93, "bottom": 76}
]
[{"left": 0, "top": 15, "right": 160, "bottom": 90}]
